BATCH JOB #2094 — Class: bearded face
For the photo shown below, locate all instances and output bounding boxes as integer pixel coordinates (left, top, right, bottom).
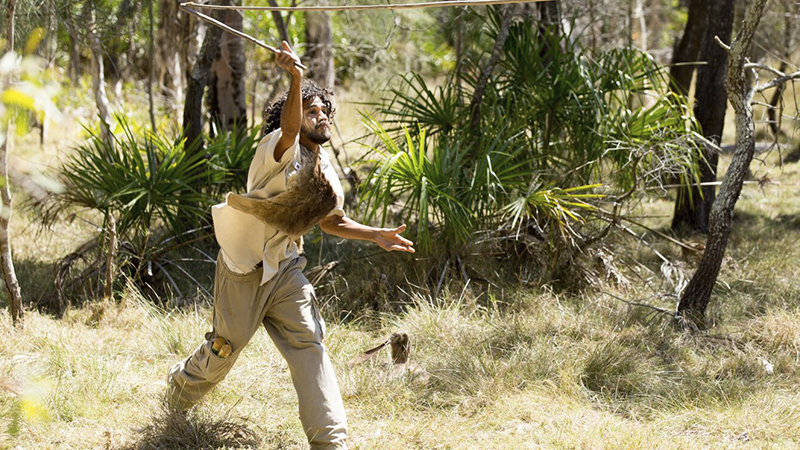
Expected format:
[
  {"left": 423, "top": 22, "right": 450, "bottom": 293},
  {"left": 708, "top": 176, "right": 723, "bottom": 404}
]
[
  {"left": 301, "top": 96, "right": 333, "bottom": 145},
  {"left": 301, "top": 121, "right": 332, "bottom": 145}
]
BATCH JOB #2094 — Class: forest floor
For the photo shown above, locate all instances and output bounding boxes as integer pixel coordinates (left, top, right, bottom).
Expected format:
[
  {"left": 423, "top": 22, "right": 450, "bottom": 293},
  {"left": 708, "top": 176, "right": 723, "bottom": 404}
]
[{"left": 2, "top": 86, "right": 800, "bottom": 449}]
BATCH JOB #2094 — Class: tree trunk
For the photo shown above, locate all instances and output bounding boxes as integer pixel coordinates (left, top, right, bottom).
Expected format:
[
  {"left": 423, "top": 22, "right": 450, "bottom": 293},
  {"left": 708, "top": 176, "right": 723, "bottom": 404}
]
[
  {"left": 268, "top": 0, "right": 290, "bottom": 44},
  {"left": 1, "top": 0, "right": 22, "bottom": 325},
  {"left": 157, "top": 0, "right": 185, "bottom": 105},
  {"left": 669, "top": 0, "right": 708, "bottom": 96},
  {"left": 304, "top": 1, "right": 335, "bottom": 88},
  {"left": 180, "top": 4, "right": 204, "bottom": 91},
  {"left": 148, "top": 0, "right": 156, "bottom": 133},
  {"left": 470, "top": 5, "right": 515, "bottom": 129},
  {"left": 41, "top": 5, "right": 58, "bottom": 67},
  {"left": 635, "top": 0, "right": 647, "bottom": 51},
  {"left": 537, "top": 0, "right": 560, "bottom": 34},
  {"left": 85, "top": 0, "right": 114, "bottom": 147},
  {"left": 208, "top": 1, "right": 247, "bottom": 133},
  {"left": 767, "top": 1, "right": 793, "bottom": 140},
  {"left": 182, "top": 1, "right": 224, "bottom": 152},
  {"left": 671, "top": 0, "right": 734, "bottom": 233},
  {"left": 65, "top": 0, "right": 82, "bottom": 82},
  {"left": 120, "top": 0, "right": 141, "bottom": 84},
  {"left": 676, "top": 0, "right": 770, "bottom": 328},
  {"left": 103, "top": 213, "right": 117, "bottom": 301}
]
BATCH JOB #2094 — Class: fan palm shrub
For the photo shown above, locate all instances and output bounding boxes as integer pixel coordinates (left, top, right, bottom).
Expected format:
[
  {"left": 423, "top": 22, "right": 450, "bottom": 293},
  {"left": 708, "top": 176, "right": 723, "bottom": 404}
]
[
  {"left": 45, "top": 117, "right": 233, "bottom": 306},
  {"left": 359, "top": 10, "right": 701, "bottom": 276}
]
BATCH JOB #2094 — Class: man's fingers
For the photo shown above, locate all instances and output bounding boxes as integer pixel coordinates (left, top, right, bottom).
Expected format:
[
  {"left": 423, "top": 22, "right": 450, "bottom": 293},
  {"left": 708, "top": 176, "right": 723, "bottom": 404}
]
[
  {"left": 281, "top": 40, "right": 292, "bottom": 51},
  {"left": 389, "top": 244, "right": 415, "bottom": 253},
  {"left": 397, "top": 236, "right": 414, "bottom": 246}
]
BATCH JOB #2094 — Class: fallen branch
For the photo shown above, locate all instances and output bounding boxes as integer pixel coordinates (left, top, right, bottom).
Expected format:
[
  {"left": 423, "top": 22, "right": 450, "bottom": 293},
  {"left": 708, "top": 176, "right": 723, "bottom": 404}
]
[{"left": 599, "top": 291, "right": 674, "bottom": 316}]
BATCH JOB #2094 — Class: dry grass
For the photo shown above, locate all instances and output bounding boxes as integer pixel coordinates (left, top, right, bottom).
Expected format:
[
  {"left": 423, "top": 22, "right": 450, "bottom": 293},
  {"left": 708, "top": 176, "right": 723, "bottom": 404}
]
[{"left": 3, "top": 79, "right": 800, "bottom": 449}]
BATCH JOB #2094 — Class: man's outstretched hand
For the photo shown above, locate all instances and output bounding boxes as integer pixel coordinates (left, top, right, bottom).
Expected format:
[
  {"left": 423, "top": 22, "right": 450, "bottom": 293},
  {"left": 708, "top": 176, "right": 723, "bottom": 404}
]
[{"left": 374, "top": 224, "right": 415, "bottom": 253}]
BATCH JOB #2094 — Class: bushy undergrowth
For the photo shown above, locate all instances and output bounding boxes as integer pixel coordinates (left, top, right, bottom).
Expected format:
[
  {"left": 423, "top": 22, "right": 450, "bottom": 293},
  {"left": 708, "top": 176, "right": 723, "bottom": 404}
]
[
  {"left": 38, "top": 118, "right": 260, "bottom": 310},
  {"left": 356, "top": 12, "right": 702, "bottom": 289}
]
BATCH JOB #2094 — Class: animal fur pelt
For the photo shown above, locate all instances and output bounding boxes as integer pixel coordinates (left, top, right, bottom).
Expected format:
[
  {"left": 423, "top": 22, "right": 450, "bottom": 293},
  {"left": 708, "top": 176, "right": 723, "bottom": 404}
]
[{"left": 226, "top": 146, "right": 338, "bottom": 240}]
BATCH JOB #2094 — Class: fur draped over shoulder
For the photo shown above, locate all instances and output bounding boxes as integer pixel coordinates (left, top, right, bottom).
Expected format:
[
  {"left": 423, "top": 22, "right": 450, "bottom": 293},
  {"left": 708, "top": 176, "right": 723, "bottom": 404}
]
[{"left": 225, "top": 146, "right": 338, "bottom": 240}]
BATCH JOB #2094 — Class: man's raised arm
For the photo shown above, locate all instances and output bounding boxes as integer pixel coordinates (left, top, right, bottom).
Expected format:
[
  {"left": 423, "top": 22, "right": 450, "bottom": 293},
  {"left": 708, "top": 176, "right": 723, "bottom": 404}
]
[{"left": 274, "top": 41, "right": 303, "bottom": 162}]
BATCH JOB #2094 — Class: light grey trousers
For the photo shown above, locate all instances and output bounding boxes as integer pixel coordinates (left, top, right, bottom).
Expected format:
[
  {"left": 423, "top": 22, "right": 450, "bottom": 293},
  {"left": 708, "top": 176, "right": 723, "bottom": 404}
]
[{"left": 168, "top": 253, "right": 348, "bottom": 450}]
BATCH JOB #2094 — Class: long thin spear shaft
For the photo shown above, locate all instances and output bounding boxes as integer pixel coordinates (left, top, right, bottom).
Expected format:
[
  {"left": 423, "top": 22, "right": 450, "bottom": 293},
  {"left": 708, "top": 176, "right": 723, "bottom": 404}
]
[
  {"left": 182, "top": 0, "right": 544, "bottom": 12},
  {"left": 179, "top": 4, "right": 308, "bottom": 70}
]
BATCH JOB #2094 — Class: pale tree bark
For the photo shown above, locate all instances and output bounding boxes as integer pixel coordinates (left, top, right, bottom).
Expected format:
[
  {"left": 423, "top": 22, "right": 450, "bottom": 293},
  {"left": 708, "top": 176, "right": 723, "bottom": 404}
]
[
  {"left": 635, "top": 0, "right": 647, "bottom": 51},
  {"left": 304, "top": 0, "right": 335, "bottom": 88},
  {"left": 672, "top": 0, "right": 734, "bottom": 233},
  {"left": 85, "top": 0, "right": 113, "bottom": 147},
  {"left": 208, "top": 0, "right": 247, "bottom": 132},
  {"left": 767, "top": 0, "right": 793, "bottom": 141},
  {"left": 668, "top": 0, "right": 707, "bottom": 96},
  {"left": 102, "top": 213, "right": 117, "bottom": 301},
  {"left": 157, "top": 0, "right": 185, "bottom": 105},
  {"left": 677, "top": 0, "right": 771, "bottom": 328},
  {"left": 1, "top": 0, "right": 22, "bottom": 325}
]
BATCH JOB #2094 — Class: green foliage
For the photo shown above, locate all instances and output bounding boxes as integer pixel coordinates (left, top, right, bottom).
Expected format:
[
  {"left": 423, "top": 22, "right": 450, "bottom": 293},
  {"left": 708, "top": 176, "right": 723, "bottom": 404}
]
[
  {"left": 359, "top": 115, "right": 603, "bottom": 254},
  {"left": 46, "top": 116, "right": 261, "bottom": 303},
  {"left": 57, "top": 118, "right": 210, "bottom": 238},
  {"left": 204, "top": 121, "right": 262, "bottom": 200},
  {"left": 359, "top": 116, "right": 474, "bottom": 252},
  {"left": 360, "top": 12, "right": 701, "bottom": 262}
]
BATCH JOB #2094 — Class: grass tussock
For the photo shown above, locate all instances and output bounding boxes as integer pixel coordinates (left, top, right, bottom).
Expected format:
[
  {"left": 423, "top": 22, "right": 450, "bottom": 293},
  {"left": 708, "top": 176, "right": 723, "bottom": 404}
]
[{"left": 121, "top": 406, "right": 260, "bottom": 450}]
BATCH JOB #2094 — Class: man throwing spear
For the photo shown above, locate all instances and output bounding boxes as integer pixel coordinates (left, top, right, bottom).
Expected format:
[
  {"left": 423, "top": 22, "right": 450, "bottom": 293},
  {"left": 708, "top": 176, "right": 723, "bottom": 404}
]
[{"left": 167, "top": 41, "right": 414, "bottom": 449}]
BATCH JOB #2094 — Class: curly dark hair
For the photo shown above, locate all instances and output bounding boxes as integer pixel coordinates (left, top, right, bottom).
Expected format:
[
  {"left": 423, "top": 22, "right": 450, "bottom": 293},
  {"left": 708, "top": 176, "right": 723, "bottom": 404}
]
[{"left": 261, "top": 80, "right": 336, "bottom": 137}]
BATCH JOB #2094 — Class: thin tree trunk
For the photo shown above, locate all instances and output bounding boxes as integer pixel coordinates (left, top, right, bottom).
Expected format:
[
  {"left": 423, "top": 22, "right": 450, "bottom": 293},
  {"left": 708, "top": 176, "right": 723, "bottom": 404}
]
[
  {"left": 120, "top": 0, "right": 141, "bottom": 83},
  {"left": 588, "top": 0, "right": 597, "bottom": 52},
  {"left": 66, "top": 0, "right": 82, "bottom": 82},
  {"left": 304, "top": 0, "right": 335, "bottom": 88},
  {"left": 671, "top": 0, "right": 734, "bottom": 233},
  {"left": 85, "top": 1, "right": 113, "bottom": 147},
  {"left": 1, "top": 0, "right": 22, "bottom": 325},
  {"left": 767, "top": 1, "right": 792, "bottom": 140},
  {"left": 537, "top": 0, "right": 560, "bottom": 33},
  {"left": 627, "top": 0, "right": 633, "bottom": 48},
  {"left": 180, "top": 3, "right": 204, "bottom": 92},
  {"left": 103, "top": 213, "right": 117, "bottom": 301},
  {"left": 636, "top": 0, "right": 647, "bottom": 51},
  {"left": 183, "top": 1, "right": 224, "bottom": 152},
  {"left": 208, "top": 0, "right": 247, "bottom": 133},
  {"left": 157, "top": 0, "right": 185, "bottom": 105},
  {"left": 677, "top": 0, "right": 770, "bottom": 328},
  {"left": 455, "top": 11, "right": 463, "bottom": 100},
  {"left": 41, "top": 5, "right": 57, "bottom": 67},
  {"left": 148, "top": 0, "right": 156, "bottom": 133},
  {"left": 669, "top": 0, "right": 708, "bottom": 96},
  {"left": 268, "top": 0, "right": 290, "bottom": 44},
  {"left": 470, "top": 5, "right": 514, "bottom": 130}
]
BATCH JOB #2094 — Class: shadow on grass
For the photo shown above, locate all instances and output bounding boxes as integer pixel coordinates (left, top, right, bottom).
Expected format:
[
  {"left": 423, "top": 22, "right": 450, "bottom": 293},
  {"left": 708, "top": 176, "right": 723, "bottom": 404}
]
[
  {"left": 4, "top": 256, "right": 58, "bottom": 309},
  {"left": 119, "top": 407, "right": 260, "bottom": 450}
]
